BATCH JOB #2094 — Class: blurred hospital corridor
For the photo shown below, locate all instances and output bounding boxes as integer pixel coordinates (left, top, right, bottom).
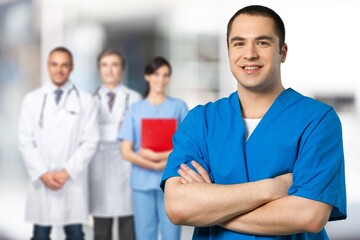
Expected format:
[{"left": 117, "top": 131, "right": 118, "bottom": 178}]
[{"left": 1, "top": 0, "right": 360, "bottom": 239}]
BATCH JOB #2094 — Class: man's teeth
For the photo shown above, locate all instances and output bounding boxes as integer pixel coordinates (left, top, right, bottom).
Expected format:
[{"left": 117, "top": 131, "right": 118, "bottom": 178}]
[{"left": 244, "top": 66, "right": 259, "bottom": 70}]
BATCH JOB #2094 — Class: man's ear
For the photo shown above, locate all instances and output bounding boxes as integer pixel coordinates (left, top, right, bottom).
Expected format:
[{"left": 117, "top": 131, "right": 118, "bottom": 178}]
[{"left": 281, "top": 43, "right": 288, "bottom": 63}]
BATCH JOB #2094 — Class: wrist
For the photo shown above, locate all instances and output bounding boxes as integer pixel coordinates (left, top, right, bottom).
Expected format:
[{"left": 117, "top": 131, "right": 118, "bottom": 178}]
[{"left": 259, "top": 178, "right": 279, "bottom": 202}]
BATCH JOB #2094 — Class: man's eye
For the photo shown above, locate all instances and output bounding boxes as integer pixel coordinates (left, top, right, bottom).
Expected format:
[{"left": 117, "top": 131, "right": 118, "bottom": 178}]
[
  {"left": 258, "top": 41, "right": 270, "bottom": 46},
  {"left": 233, "top": 42, "right": 244, "bottom": 47}
]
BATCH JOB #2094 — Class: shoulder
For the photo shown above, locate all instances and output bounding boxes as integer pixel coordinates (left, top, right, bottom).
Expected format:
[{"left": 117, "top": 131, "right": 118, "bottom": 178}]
[
  {"left": 122, "top": 85, "right": 142, "bottom": 97},
  {"left": 287, "top": 88, "right": 336, "bottom": 118},
  {"left": 77, "top": 88, "right": 93, "bottom": 101},
  {"left": 193, "top": 92, "right": 236, "bottom": 116},
  {"left": 183, "top": 92, "right": 236, "bottom": 123},
  {"left": 22, "top": 87, "right": 43, "bottom": 103},
  {"left": 75, "top": 87, "right": 98, "bottom": 110},
  {"left": 166, "top": 96, "right": 188, "bottom": 108},
  {"left": 127, "top": 99, "right": 147, "bottom": 112}
]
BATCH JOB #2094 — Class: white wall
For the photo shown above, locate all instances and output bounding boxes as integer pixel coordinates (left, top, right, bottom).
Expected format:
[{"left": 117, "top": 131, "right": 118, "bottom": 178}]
[{"left": 2, "top": 0, "right": 359, "bottom": 239}]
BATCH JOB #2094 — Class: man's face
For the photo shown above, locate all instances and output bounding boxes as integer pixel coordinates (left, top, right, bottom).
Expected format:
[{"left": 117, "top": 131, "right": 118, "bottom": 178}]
[
  {"left": 99, "top": 54, "right": 123, "bottom": 86},
  {"left": 47, "top": 51, "right": 73, "bottom": 87},
  {"left": 228, "top": 14, "right": 287, "bottom": 92}
]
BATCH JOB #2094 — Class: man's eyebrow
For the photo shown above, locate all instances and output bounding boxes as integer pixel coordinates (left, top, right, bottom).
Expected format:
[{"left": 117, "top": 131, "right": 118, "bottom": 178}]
[
  {"left": 230, "top": 36, "right": 245, "bottom": 44},
  {"left": 255, "top": 35, "right": 274, "bottom": 42},
  {"left": 230, "top": 35, "right": 275, "bottom": 43}
]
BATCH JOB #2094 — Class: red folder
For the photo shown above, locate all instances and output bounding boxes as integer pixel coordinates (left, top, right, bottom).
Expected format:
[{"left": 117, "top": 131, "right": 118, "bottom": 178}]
[{"left": 141, "top": 118, "right": 177, "bottom": 152}]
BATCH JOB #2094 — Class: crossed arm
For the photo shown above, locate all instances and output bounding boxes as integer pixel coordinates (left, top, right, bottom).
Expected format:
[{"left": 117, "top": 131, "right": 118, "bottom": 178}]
[{"left": 164, "top": 161, "right": 332, "bottom": 235}]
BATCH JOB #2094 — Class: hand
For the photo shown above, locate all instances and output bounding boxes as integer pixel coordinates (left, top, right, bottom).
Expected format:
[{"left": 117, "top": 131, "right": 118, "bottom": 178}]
[
  {"left": 53, "top": 169, "right": 70, "bottom": 185},
  {"left": 178, "top": 160, "right": 212, "bottom": 184},
  {"left": 138, "top": 148, "right": 158, "bottom": 161},
  {"left": 40, "top": 172, "right": 63, "bottom": 190},
  {"left": 153, "top": 160, "right": 167, "bottom": 170}
]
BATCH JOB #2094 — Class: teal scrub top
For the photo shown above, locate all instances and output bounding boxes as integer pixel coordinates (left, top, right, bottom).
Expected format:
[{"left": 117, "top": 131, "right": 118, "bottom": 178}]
[
  {"left": 161, "top": 89, "right": 347, "bottom": 240},
  {"left": 118, "top": 97, "right": 188, "bottom": 191}
]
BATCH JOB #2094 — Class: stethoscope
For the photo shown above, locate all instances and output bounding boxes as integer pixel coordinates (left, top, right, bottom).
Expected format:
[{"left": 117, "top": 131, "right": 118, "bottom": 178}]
[
  {"left": 93, "top": 86, "right": 130, "bottom": 125},
  {"left": 38, "top": 85, "right": 83, "bottom": 128}
]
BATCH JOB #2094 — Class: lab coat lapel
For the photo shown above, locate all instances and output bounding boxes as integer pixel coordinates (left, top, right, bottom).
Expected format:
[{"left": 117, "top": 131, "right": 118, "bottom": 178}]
[
  {"left": 98, "top": 90, "right": 111, "bottom": 122},
  {"left": 102, "top": 85, "right": 127, "bottom": 122},
  {"left": 110, "top": 88, "right": 121, "bottom": 119},
  {"left": 41, "top": 85, "right": 62, "bottom": 127},
  {"left": 112, "top": 86, "right": 127, "bottom": 121}
]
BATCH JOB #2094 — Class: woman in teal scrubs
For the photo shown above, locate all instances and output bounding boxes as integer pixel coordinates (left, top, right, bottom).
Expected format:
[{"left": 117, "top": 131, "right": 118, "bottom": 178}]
[{"left": 118, "top": 57, "right": 188, "bottom": 240}]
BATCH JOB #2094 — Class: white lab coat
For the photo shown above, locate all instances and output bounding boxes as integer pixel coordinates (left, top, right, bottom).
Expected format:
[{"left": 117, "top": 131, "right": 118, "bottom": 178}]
[
  {"left": 18, "top": 81, "right": 99, "bottom": 226},
  {"left": 89, "top": 84, "right": 141, "bottom": 217}
]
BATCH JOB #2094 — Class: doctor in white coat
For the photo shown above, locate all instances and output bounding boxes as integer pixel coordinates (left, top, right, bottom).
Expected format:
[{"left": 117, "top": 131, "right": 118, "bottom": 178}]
[
  {"left": 18, "top": 46, "right": 99, "bottom": 240},
  {"left": 89, "top": 49, "right": 141, "bottom": 240}
]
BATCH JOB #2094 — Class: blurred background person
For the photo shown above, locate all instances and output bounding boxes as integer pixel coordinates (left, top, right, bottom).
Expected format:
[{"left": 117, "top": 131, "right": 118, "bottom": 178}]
[
  {"left": 18, "top": 46, "right": 99, "bottom": 240},
  {"left": 89, "top": 49, "right": 141, "bottom": 240},
  {"left": 118, "top": 57, "right": 188, "bottom": 240}
]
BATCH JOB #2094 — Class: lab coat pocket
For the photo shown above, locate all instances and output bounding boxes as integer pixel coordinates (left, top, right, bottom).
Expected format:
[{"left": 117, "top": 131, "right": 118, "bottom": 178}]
[{"left": 65, "top": 112, "right": 81, "bottom": 135}]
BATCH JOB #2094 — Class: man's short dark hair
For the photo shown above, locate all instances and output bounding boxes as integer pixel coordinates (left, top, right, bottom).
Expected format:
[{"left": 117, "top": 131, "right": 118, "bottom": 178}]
[
  {"left": 226, "top": 5, "right": 285, "bottom": 51},
  {"left": 97, "top": 49, "right": 126, "bottom": 69},
  {"left": 49, "top": 46, "right": 73, "bottom": 65}
]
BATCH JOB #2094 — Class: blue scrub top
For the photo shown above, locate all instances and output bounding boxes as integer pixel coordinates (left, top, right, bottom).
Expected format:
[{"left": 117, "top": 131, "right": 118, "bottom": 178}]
[
  {"left": 161, "top": 89, "right": 347, "bottom": 240},
  {"left": 118, "top": 97, "right": 188, "bottom": 191}
]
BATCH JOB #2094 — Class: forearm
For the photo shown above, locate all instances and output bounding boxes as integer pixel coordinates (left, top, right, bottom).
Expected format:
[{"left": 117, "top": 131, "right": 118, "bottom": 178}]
[
  {"left": 153, "top": 150, "right": 171, "bottom": 161},
  {"left": 164, "top": 176, "right": 282, "bottom": 227},
  {"left": 220, "top": 195, "right": 332, "bottom": 235},
  {"left": 122, "top": 147, "right": 160, "bottom": 169},
  {"left": 138, "top": 148, "right": 171, "bottom": 162}
]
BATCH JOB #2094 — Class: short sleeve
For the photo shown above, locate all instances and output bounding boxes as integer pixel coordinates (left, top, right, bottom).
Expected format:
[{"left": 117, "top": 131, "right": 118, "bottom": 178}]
[
  {"left": 178, "top": 100, "right": 189, "bottom": 124},
  {"left": 117, "top": 104, "right": 135, "bottom": 142},
  {"left": 289, "top": 108, "right": 347, "bottom": 221},
  {"left": 160, "top": 106, "right": 211, "bottom": 190}
]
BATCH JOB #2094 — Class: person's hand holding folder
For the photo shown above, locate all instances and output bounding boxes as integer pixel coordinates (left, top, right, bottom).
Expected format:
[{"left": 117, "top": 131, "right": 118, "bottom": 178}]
[{"left": 137, "top": 118, "right": 177, "bottom": 169}]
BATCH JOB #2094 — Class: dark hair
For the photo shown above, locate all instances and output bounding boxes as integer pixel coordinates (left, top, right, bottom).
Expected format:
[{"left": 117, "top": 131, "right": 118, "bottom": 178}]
[
  {"left": 143, "top": 56, "right": 172, "bottom": 97},
  {"left": 49, "top": 46, "right": 73, "bottom": 65},
  {"left": 144, "top": 56, "right": 172, "bottom": 76},
  {"left": 226, "top": 5, "right": 285, "bottom": 51},
  {"left": 97, "top": 49, "right": 126, "bottom": 69}
]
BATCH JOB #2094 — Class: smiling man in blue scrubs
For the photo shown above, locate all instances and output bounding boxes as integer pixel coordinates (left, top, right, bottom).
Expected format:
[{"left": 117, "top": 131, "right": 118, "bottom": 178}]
[{"left": 161, "top": 5, "right": 347, "bottom": 240}]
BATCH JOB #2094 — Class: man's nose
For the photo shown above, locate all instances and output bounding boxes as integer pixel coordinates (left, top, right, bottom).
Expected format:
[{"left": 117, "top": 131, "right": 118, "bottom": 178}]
[{"left": 244, "top": 44, "right": 258, "bottom": 60}]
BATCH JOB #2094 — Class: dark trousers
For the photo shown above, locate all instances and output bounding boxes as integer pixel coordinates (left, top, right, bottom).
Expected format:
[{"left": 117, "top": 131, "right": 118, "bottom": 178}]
[
  {"left": 31, "top": 224, "right": 84, "bottom": 240},
  {"left": 93, "top": 216, "right": 135, "bottom": 240}
]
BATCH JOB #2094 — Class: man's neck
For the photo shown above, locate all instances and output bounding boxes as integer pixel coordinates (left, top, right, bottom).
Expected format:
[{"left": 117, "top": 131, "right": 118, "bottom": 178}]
[
  {"left": 51, "top": 80, "right": 68, "bottom": 89},
  {"left": 238, "top": 84, "right": 285, "bottom": 119},
  {"left": 104, "top": 83, "right": 119, "bottom": 91}
]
